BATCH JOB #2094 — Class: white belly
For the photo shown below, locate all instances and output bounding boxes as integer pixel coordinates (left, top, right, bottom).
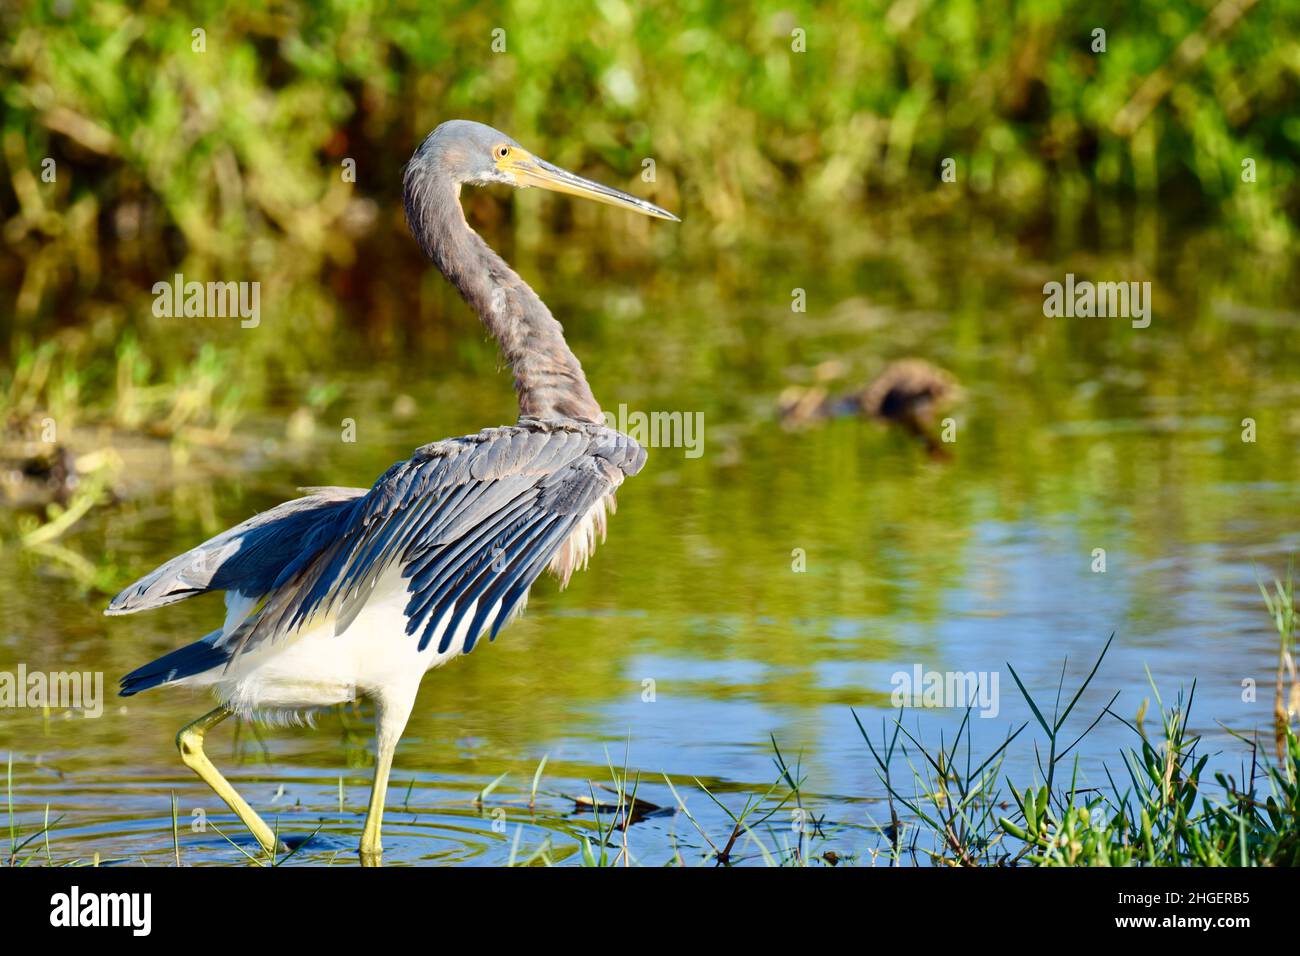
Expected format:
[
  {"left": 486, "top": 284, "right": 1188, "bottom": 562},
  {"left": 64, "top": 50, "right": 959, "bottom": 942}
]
[
  {"left": 182, "top": 564, "right": 517, "bottom": 721},
  {"left": 172, "top": 494, "right": 612, "bottom": 722}
]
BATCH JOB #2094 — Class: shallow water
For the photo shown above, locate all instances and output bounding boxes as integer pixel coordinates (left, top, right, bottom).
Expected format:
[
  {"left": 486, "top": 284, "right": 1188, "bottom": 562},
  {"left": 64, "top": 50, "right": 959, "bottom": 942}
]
[{"left": 1, "top": 222, "right": 1298, "bottom": 865}]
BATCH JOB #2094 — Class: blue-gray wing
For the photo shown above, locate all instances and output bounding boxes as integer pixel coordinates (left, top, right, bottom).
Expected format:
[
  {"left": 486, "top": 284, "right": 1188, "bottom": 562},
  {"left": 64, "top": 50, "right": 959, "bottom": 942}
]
[
  {"left": 105, "top": 486, "right": 367, "bottom": 616},
  {"left": 234, "top": 419, "right": 645, "bottom": 659}
]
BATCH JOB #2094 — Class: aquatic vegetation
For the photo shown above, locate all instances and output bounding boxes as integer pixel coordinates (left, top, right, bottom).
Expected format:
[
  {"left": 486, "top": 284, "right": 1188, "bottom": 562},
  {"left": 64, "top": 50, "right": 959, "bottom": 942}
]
[
  {"left": 3, "top": 0, "right": 1298, "bottom": 421},
  {"left": 859, "top": 580, "right": 1300, "bottom": 866}
]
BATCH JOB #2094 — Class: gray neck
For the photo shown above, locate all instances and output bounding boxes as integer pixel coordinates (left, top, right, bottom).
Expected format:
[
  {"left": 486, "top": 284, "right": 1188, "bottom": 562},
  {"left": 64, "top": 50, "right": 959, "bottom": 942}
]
[{"left": 403, "top": 169, "right": 603, "bottom": 424}]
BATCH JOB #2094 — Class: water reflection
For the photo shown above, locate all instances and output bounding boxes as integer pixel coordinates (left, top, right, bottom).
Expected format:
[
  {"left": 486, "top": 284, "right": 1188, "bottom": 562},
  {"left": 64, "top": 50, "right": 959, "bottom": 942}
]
[{"left": 0, "top": 224, "right": 1296, "bottom": 865}]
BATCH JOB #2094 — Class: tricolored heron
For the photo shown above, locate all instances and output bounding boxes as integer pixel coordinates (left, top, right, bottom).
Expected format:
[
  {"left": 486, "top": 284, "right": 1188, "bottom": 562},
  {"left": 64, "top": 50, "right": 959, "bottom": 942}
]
[{"left": 107, "top": 120, "right": 679, "bottom": 864}]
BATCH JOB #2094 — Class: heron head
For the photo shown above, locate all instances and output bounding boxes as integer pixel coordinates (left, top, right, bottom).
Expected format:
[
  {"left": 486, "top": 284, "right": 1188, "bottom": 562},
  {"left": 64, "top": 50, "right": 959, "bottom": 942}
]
[{"left": 413, "top": 120, "right": 679, "bottom": 222}]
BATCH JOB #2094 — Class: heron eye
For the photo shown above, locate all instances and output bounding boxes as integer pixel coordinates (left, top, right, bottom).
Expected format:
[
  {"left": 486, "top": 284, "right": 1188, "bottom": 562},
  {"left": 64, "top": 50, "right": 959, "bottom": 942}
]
[{"left": 496, "top": 145, "right": 510, "bottom": 160}]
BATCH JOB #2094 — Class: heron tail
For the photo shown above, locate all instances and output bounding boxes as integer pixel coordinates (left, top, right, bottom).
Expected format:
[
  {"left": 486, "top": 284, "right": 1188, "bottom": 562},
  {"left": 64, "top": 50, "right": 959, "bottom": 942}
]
[{"left": 119, "top": 632, "right": 230, "bottom": 697}]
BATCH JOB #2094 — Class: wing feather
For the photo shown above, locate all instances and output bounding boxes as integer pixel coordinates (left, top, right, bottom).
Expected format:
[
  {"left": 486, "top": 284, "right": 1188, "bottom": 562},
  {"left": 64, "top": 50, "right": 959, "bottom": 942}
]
[
  {"left": 225, "top": 420, "right": 644, "bottom": 663},
  {"left": 104, "top": 487, "right": 366, "bottom": 616}
]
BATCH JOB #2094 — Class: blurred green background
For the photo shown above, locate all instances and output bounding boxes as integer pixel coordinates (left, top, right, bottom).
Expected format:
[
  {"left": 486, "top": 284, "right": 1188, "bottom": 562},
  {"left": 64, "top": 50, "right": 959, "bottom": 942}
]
[{"left": 3, "top": 0, "right": 1297, "bottom": 423}]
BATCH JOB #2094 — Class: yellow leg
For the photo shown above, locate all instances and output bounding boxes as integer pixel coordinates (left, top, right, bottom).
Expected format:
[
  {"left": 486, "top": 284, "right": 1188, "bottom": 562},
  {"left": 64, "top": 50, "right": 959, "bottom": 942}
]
[
  {"left": 177, "top": 706, "right": 284, "bottom": 857},
  {"left": 359, "top": 738, "right": 396, "bottom": 866}
]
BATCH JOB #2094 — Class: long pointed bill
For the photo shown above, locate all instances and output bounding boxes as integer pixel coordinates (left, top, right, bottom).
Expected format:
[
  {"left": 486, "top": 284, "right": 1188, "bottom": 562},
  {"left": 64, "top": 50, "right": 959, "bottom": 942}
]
[{"left": 504, "top": 153, "right": 680, "bottom": 221}]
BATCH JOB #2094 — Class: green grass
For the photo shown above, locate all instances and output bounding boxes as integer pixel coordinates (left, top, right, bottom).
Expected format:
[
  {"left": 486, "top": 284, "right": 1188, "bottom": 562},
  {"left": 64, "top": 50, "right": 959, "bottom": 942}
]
[
  {"left": 854, "top": 580, "right": 1300, "bottom": 867},
  {"left": 4, "top": 0, "right": 1298, "bottom": 429}
]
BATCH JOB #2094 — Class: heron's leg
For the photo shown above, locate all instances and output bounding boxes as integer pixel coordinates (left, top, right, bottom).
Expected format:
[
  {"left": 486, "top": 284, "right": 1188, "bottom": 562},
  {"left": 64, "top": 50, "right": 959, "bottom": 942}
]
[
  {"left": 359, "top": 684, "right": 417, "bottom": 866},
  {"left": 177, "top": 706, "right": 283, "bottom": 856},
  {"left": 359, "top": 736, "right": 397, "bottom": 866}
]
